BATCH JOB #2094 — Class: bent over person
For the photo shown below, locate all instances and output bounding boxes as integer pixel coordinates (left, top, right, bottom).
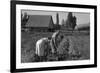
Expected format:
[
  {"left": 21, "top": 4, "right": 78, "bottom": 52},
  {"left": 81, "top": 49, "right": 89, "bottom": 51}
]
[
  {"left": 50, "top": 30, "right": 60, "bottom": 54},
  {"left": 35, "top": 37, "right": 51, "bottom": 61}
]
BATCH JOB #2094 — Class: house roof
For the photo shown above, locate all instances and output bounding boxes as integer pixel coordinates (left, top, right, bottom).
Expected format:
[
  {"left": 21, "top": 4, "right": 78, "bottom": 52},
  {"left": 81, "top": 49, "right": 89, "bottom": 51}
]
[{"left": 26, "top": 15, "right": 53, "bottom": 27}]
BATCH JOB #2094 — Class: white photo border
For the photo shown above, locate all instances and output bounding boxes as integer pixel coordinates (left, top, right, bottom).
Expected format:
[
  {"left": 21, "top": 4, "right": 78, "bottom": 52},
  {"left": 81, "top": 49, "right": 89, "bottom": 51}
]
[{"left": 16, "top": 4, "right": 94, "bottom": 69}]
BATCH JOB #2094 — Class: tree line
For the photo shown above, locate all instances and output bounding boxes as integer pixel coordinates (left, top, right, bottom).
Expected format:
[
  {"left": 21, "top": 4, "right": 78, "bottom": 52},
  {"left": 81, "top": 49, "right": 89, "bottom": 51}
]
[{"left": 60, "top": 12, "right": 77, "bottom": 31}]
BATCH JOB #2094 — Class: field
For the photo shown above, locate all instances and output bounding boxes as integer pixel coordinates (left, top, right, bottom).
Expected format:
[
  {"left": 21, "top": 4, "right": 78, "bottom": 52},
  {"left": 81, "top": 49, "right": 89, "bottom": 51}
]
[{"left": 21, "top": 31, "right": 90, "bottom": 63}]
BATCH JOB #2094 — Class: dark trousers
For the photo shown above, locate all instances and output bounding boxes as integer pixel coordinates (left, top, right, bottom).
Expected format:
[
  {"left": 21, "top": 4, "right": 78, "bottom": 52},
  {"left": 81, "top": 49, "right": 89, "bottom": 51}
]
[{"left": 34, "top": 54, "right": 47, "bottom": 62}]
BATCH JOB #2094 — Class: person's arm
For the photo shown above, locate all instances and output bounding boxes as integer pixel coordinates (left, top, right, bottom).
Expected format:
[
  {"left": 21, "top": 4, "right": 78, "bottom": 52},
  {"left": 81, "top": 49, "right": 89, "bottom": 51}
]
[{"left": 50, "top": 39, "right": 55, "bottom": 53}]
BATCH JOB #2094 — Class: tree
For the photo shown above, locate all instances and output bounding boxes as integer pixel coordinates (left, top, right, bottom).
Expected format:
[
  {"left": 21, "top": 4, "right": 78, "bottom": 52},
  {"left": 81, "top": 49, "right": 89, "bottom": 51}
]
[
  {"left": 21, "top": 12, "right": 29, "bottom": 28},
  {"left": 67, "top": 12, "right": 73, "bottom": 28},
  {"left": 65, "top": 12, "right": 77, "bottom": 30},
  {"left": 56, "top": 13, "right": 59, "bottom": 25},
  {"left": 67, "top": 12, "right": 73, "bottom": 22},
  {"left": 55, "top": 13, "right": 60, "bottom": 30},
  {"left": 61, "top": 19, "right": 65, "bottom": 26},
  {"left": 72, "top": 16, "right": 77, "bottom": 30}
]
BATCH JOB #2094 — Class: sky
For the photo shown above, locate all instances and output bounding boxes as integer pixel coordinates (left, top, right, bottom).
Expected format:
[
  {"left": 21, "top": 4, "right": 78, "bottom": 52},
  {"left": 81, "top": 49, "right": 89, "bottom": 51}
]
[{"left": 22, "top": 10, "right": 90, "bottom": 25}]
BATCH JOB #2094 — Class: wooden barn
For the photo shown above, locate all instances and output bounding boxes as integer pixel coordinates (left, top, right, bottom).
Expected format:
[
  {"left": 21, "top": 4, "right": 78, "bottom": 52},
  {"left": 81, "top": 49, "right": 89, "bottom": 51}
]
[{"left": 25, "top": 15, "right": 54, "bottom": 32}]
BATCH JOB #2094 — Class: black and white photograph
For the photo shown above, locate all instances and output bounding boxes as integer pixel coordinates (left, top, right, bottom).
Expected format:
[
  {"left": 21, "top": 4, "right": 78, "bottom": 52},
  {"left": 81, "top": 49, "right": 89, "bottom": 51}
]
[
  {"left": 11, "top": 1, "right": 97, "bottom": 72},
  {"left": 21, "top": 10, "right": 90, "bottom": 63}
]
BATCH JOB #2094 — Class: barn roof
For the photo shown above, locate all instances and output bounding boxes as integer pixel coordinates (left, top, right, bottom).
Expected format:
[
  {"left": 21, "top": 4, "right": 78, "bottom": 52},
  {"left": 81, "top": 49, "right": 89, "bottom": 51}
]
[{"left": 26, "top": 15, "right": 53, "bottom": 27}]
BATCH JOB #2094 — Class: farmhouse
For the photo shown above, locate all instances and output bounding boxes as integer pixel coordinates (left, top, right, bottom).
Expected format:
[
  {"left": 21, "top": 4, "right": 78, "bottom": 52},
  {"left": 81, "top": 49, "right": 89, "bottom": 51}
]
[{"left": 25, "top": 15, "right": 54, "bottom": 31}]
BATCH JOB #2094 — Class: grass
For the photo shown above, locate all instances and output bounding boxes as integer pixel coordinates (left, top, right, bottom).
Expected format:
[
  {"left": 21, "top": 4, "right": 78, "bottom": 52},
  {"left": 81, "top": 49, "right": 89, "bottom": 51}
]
[{"left": 21, "top": 31, "right": 90, "bottom": 63}]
